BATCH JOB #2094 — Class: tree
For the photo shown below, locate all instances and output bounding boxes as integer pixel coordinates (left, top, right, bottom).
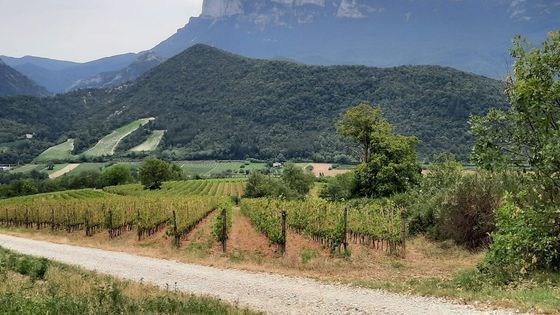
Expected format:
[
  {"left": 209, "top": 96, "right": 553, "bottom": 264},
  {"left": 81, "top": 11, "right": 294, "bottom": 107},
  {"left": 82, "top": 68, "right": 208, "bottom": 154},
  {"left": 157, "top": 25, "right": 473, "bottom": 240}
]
[
  {"left": 470, "top": 32, "right": 560, "bottom": 276},
  {"left": 98, "top": 165, "right": 132, "bottom": 187},
  {"left": 337, "top": 103, "right": 392, "bottom": 163},
  {"left": 338, "top": 104, "right": 420, "bottom": 198},
  {"left": 281, "top": 163, "right": 315, "bottom": 197},
  {"left": 139, "top": 159, "right": 171, "bottom": 190},
  {"left": 470, "top": 31, "right": 560, "bottom": 200}
]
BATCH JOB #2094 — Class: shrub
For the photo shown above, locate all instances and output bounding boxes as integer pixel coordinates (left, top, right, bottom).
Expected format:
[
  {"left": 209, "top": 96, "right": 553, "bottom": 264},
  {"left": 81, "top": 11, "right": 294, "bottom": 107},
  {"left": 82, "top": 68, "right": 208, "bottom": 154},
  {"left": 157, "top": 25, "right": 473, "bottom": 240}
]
[
  {"left": 319, "top": 172, "right": 355, "bottom": 201},
  {"left": 436, "top": 172, "right": 503, "bottom": 249},
  {"left": 481, "top": 197, "right": 560, "bottom": 282}
]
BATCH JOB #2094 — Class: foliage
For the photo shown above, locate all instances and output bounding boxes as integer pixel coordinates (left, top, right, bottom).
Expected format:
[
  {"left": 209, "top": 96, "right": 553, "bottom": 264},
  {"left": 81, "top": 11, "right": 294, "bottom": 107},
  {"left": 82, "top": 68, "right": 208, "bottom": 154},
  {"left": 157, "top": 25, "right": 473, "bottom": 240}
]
[
  {"left": 470, "top": 32, "right": 560, "bottom": 272},
  {"left": 241, "top": 198, "right": 404, "bottom": 252},
  {"left": 338, "top": 104, "right": 421, "bottom": 198},
  {"left": 98, "top": 165, "right": 132, "bottom": 187},
  {"left": 470, "top": 31, "right": 560, "bottom": 198},
  {"left": 244, "top": 166, "right": 313, "bottom": 200},
  {"left": 337, "top": 104, "right": 391, "bottom": 163},
  {"left": 212, "top": 201, "right": 233, "bottom": 243},
  {"left": 481, "top": 197, "right": 560, "bottom": 282},
  {"left": 139, "top": 159, "right": 172, "bottom": 190},
  {"left": 280, "top": 163, "right": 315, "bottom": 196},
  {"left": 0, "top": 45, "right": 507, "bottom": 164},
  {"left": 319, "top": 172, "right": 355, "bottom": 201}
]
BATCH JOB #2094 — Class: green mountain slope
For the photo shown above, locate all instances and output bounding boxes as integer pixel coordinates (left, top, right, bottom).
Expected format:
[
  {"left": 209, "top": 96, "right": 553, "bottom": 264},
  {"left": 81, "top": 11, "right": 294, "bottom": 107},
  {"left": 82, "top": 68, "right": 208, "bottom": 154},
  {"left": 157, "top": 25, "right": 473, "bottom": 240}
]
[
  {"left": 0, "top": 45, "right": 507, "bottom": 163},
  {"left": 0, "top": 59, "right": 49, "bottom": 97}
]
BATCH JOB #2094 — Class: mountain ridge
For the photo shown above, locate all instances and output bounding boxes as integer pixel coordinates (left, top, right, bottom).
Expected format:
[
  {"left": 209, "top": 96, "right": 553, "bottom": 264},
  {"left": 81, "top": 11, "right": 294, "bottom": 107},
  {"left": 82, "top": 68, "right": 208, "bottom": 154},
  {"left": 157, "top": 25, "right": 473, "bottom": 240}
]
[
  {"left": 0, "top": 58, "right": 49, "bottom": 97},
  {"left": 3, "top": 0, "right": 558, "bottom": 92}
]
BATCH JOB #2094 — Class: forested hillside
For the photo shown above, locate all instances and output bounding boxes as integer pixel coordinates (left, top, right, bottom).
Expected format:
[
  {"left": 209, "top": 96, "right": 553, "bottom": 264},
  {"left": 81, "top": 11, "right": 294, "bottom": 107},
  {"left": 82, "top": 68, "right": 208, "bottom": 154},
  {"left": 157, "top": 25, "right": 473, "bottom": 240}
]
[
  {"left": 0, "top": 45, "right": 507, "bottom": 163},
  {"left": 0, "top": 59, "right": 49, "bottom": 97}
]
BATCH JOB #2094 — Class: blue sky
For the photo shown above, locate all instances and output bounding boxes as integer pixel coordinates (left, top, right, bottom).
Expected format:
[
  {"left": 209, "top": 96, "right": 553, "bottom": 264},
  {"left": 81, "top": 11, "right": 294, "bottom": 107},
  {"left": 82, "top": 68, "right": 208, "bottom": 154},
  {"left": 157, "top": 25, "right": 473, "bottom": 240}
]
[{"left": 0, "top": 0, "right": 203, "bottom": 62}]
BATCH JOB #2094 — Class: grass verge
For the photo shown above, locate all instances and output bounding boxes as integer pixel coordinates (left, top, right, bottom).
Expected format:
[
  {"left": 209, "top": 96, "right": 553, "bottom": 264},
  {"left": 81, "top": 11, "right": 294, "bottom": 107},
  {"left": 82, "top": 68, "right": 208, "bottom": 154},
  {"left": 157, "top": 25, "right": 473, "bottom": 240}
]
[{"left": 0, "top": 246, "right": 259, "bottom": 314}]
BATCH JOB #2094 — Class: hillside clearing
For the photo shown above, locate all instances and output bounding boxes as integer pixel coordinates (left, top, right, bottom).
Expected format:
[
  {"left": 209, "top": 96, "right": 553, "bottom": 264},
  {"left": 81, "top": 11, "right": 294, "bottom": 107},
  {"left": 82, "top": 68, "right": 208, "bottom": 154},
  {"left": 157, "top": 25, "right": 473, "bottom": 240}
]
[
  {"left": 83, "top": 118, "right": 154, "bottom": 157},
  {"left": 0, "top": 235, "right": 508, "bottom": 315},
  {"left": 130, "top": 130, "right": 165, "bottom": 152},
  {"left": 48, "top": 163, "right": 80, "bottom": 179},
  {"left": 34, "top": 139, "right": 76, "bottom": 162}
]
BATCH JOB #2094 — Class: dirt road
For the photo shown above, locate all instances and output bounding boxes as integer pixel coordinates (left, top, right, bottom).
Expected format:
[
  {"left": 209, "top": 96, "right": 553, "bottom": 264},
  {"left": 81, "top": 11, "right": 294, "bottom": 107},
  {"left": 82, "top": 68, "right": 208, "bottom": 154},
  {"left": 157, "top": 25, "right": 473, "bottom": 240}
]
[
  {"left": 0, "top": 234, "right": 512, "bottom": 315},
  {"left": 48, "top": 163, "right": 80, "bottom": 179}
]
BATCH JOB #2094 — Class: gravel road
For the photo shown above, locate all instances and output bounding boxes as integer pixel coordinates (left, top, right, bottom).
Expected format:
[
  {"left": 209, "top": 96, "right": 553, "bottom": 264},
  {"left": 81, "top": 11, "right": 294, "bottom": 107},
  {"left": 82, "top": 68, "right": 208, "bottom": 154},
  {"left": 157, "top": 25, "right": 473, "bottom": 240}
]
[{"left": 0, "top": 234, "right": 514, "bottom": 315}]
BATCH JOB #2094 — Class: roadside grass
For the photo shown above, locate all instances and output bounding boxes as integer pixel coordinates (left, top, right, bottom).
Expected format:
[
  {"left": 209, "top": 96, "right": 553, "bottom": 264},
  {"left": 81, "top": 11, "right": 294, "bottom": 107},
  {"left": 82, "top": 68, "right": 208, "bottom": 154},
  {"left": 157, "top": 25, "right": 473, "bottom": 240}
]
[
  {"left": 0, "top": 246, "right": 259, "bottom": 314},
  {"left": 34, "top": 139, "right": 76, "bottom": 162},
  {"left": 83, "top": 118, "right": 154, "bottom": 157},
  {"left": 130, "top": 130, "right": 165, "bottom": 152},
  {"left": 354, "top": 270, "right": 560, "bottom": 314}
]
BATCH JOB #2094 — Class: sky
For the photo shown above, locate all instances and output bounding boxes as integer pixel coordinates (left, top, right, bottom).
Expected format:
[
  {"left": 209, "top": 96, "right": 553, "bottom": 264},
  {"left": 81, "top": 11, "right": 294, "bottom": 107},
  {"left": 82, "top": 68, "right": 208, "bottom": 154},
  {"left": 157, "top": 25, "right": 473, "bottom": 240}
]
[{"left": 0, "top": 0, "right": 204, "bottom": 62}]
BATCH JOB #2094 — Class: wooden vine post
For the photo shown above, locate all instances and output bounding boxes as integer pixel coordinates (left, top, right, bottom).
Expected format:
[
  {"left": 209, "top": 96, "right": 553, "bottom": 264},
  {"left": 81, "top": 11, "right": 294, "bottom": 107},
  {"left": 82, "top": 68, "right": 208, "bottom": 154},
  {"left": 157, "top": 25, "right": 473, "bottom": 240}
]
[
  {"left": 343, "top": 207, "right": 349, "bottom": 253},
  {"left": 221, "top": 208, "right": 228, "bottom": 252},
  {"left": 281, "top": 210, "right": 287, "bottom": 256},
  {"left": 51, "top": 208, "right": 55, "bottom": 231},
  {"left": 400, "top": 209, "right": 407, "bottom": 258},
  {"left": 136, "top": 209, "right": 142, "bottom": 241},
  {"left": 107, "top": 209, "right": 113, "bottom": 238},
  {"left": 172, "top": 210, "right": 180, "bottom": 248},
  {"left": 85, "top": 210, "right": 90, "bottom": 236}
]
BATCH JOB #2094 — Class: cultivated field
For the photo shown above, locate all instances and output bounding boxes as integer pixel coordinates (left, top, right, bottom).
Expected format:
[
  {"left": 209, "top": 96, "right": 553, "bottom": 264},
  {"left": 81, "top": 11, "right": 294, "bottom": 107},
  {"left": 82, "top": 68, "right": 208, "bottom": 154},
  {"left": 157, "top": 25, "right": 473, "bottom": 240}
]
[
  {"left": 83, "top": 118, "right": 154, "bottom": 157},
  {"left": 130, "top": 130, "right": 165, "bottom": 152},
  {"left": 181, "top": 161, "right": 268, "bottom": 177},
  {"left": 104, "top": 179, "right": 245, "bottom": 197},
  {"left": 34, "top": 139, "right": 76, "bottom": 162}
]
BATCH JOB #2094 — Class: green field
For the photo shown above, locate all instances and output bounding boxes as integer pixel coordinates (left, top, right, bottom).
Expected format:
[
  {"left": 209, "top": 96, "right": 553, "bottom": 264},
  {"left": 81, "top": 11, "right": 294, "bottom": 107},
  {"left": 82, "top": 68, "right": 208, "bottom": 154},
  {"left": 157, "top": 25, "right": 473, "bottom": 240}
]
[
  {"left": 10, "top": 164, "right": 44, "bottom": 173},
  {"left": 2, "top": 189, "right": 109, "bottom": 202},
  {"left": 130, "top": 130, "right": 165, "bottom": 152},
  {"left": 181, "top": 161, "right": 268, "bottom": 177},
  {"left": 104, "top": 179, "right": 246, "bottom": 197},
  {"left": 83, "top": 118, "right": 154, "bottom": 157},
  {"left": 34, "top": 139, "right": 76, "bottom": 162}
]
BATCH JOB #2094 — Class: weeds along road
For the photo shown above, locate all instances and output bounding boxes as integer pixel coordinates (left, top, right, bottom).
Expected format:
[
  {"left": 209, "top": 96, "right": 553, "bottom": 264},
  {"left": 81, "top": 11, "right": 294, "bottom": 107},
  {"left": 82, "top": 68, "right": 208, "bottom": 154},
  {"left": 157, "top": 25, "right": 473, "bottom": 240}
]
[{"left": 0, "top": 234, "right": 512, "bottom": 315}]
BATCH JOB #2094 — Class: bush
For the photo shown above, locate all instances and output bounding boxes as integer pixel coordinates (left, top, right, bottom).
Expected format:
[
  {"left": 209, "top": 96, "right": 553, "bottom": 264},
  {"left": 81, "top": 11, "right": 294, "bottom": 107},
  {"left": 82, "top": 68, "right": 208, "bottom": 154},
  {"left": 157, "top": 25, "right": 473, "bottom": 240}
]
[
  {"left": 436, "top": 172, "right": 503, "bottom": 249},
  {"left": 481, "top": 197, "right": 560, "bottom": 282},
  {"left": 98, "top": 165, "right": 132, "bottom": 187},
  {"left": 320, "top": 172, "right": 355, "bottom": 201}
]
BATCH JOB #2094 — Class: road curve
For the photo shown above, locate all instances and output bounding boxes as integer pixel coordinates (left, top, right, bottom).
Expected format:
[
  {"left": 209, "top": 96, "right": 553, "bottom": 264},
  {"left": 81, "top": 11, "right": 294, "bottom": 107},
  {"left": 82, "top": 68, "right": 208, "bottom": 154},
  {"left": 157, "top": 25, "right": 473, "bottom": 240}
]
[{"left": 0, "top": 234, "right": 512, "bottom": 315}]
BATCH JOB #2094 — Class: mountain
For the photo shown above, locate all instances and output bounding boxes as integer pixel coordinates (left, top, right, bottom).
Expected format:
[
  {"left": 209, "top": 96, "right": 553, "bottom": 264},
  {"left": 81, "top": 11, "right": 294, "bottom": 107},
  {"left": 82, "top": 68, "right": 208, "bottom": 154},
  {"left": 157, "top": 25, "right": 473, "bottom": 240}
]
[
  {"left": 1, "top": 53, "right": 138, "bottom": 93},
  {"left": 3, "top": 0, "right": 556, "bottom": 93},
  {"left": 152, "top": 0, "right": 559, "bottom": 79},
  {"left": 69, "top": 52, "right": 164, "bottom": 91},
  {"left": 0, "top": 58, "right": 49, "bottom": 97},
  {"left": 0, "top": 45, "right": 507, "bottom": 164}
]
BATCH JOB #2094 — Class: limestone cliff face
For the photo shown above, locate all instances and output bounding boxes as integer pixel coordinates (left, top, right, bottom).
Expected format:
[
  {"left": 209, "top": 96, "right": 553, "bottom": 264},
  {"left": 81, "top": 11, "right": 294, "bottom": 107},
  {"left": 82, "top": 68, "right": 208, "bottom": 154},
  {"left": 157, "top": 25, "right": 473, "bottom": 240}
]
[{"left": 200, "top": 0, "right": 376, "bottom": 23}]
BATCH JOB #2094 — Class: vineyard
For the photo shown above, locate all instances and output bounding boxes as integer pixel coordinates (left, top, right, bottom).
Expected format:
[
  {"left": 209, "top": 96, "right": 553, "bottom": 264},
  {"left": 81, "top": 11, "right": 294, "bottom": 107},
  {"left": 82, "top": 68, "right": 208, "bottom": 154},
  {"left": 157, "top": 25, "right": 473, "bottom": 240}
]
[
  {"left": 241, "top": 198, "right": 405, "bottom": 254},
  {"left": 104, "top": 179, "right": 245, "bottom": 197},
  {"left": 0, "top": 192, "right": 228, "bottom": 245}
]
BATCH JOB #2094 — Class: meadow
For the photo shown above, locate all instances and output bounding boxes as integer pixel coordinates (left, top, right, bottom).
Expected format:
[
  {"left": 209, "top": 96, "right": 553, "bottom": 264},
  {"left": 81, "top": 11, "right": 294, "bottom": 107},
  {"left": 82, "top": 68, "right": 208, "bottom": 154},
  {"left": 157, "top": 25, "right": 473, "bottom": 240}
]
[{"left": 83, "top": 118, "right": 154, "bottom": 157}]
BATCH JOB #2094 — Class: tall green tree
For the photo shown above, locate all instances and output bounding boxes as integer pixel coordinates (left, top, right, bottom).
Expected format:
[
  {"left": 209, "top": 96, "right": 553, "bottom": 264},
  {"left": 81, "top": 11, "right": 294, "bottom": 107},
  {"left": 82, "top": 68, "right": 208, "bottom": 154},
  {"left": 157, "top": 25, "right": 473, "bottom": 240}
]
[
  {"left": 338, "top": 104, "right": 420, "bottom": 198},
  {"left": 471, "top": 32, "right": 560, "bottom": 275},
  {"left": 337, "top": 104, "right": 391, "bottom": 163},
  {"left": 139, "top": 159, "right": 171, "bottom": 190},
  {"left": 470, "top": 31, "right": 560, "bottom": 200}
]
